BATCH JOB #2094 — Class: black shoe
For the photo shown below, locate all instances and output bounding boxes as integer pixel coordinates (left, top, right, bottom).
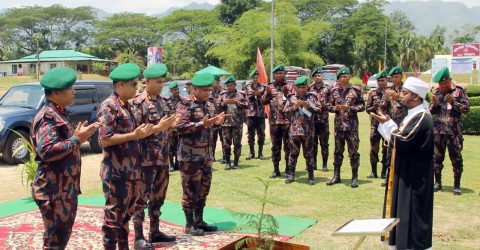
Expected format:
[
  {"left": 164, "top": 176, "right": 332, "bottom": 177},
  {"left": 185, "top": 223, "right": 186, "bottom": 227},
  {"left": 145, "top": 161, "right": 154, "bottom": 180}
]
[
  {"left": 270, "top": 171, "right": 281, "bottom": 178},
  {"left": 184, "top": 226, "right": 205, "bottom": 236},
  {"left": 381, "top": 179, "right": 387, "bottom": 187},
  {"left": 326, "top": 177, "right": 341, "bottom": 186},
  {"left": 351, "top": 177, "right": 359, "bottom": 188},
  {"left": 366, "top": 172, "right": 377, "bottom": 178},
  {"left": 380, "top": 173, "right": 387, "bottom": 179},
  {"left": 258, "top": 154, "right": 264, "bottom": 160},
  {"left": 453, "top": 188, "right": 462, "bottom": 195},
  {"left": 224, "top": 163, "right": 232, "bottom": 170},
  {"left": 233, "top": 164, "right": 239, "bottom": 170},
  {"left": 434, "top": 182, "right": 442, "bottom": 192},
  {"left": 196, "top": 221, "right": 218, "bottom": 232},
  {"left": 150, "top": 231, "right": 176, "bottom": 243},
  {"left": 322, "top": 165, "right": 328, "bottom": 172},
  {"left": 285, "top": 174, "right": 294, "bottom": 184},
  {"left": 169, "top": 166, "right": 175, "bottom": 172},
  {"left": 308, "top": 178, "right": 315, "bottom": 185},
  {"left": 246, "top": 153, "right": 254, "bottom": 160},
  {"left": 134, "top": 239, "right": 153, "bottom": 250},
  {"left": 220, "top": 159, "right": 226, "bottom": 164}
]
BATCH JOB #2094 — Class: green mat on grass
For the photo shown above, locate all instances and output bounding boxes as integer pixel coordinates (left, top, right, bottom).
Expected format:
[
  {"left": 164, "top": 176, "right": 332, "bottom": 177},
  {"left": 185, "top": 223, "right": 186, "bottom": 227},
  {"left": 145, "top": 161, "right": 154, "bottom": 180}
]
[{"left": 0, "top": 196, "right": 316, "bottom": 237}]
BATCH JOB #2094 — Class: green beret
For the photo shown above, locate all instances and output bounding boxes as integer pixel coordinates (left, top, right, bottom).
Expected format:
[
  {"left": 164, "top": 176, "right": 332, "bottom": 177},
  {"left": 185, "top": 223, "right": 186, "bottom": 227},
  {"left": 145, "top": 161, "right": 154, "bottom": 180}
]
[
  {"left": 336, "top": 67, "right": 350, "bottom": 79},
  {"left": 375, "top": 69, "right": 387, "bottom": 79},
  {"left": 225, "top": 75, "right": 236, "bottom": 84},
  {"left": 214, "top": 75, "right": 221, "bottom": 81},
  {"left": 191, "top": 73, "right": 214, "bottom": 87},
  {"left": 169, "top": 81, "right": 178, "bottom": 89},
  {"left": 40, "top": 67, "right": 77, "bottom": 90},
  {"left": 311, "top": 67, "right": 323, "bottom": 77},
  {"left": 109, "top": 63, "right": 141, "bottom": 81},
  {"left": 294, "top": 76, "right": 308, "bottom": 86},
  {"left": 273, "top": 64, "right": 286, "bottom": 72},
  {"left": 248, "top": 69, "right": 259, "bottom": 78},
  {"left": 388, "top": 66, "right": 403, "bottom": 76},
  {"left": 143, "top": 63, "right": 167, "bottom": 79},
  {"left": 433, "top": 67, "right": 450, "bottom": 83}
]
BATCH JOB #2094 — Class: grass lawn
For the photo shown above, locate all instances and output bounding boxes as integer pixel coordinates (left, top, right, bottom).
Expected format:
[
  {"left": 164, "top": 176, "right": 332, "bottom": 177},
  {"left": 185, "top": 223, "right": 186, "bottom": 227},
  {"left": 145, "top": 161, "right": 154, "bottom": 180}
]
[{"left": 79, "top": 113, "right": 480, "bottom": 250}]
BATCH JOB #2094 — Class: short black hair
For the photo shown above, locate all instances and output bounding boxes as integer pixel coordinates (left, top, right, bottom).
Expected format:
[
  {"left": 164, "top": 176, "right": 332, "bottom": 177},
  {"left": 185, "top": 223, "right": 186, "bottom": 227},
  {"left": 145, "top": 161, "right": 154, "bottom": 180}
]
[{"left": 44, "top": 89, "right": 53, "bottom": 96}]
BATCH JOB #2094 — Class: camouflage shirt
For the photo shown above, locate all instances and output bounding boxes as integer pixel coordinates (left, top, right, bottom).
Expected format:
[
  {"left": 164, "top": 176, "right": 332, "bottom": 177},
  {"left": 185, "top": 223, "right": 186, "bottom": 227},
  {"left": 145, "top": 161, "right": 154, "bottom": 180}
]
[
  {"left": 284, "top": 92, "right": 319, "bottom": 136},
  {"left": 309, "top": 82, "right": 334, "bottom": 124},
  {"left": 210, "top": 88, "right": 223, "bottom": 114},
  {"left": 246, "top": 83, "right": 266, "bottom": 118},
  {"left": 366, "top": 88, "right": 385, "bottom": 129},
  {"left": 132, "top": 91, "right": 170, "bottom": 167},
  {"left": 98, "top": 92, "right": 141, "bottom": 181},
  {"left": 176, "top": 99, "right": 216, "bottom": 162},
  {"left": 218, "top": 89, "right": 248, "bottom": 127},
  {"left": 381, "top": 84, "right": 408, "bottom": 125},
  {"left": 31, "top": 101, "right": 81, "bottom": 201},
  {"left": 163, "top": 94, "right": 182, "bottom": 116},
  {"left": 430, "top": 85, "right": 470, "bottom": 136},
  {"left": 262, "top": 80, "right": 295, "bottom": 125},
  {"left": 331, "top": 85, "right": 365, "bottom": 132}
]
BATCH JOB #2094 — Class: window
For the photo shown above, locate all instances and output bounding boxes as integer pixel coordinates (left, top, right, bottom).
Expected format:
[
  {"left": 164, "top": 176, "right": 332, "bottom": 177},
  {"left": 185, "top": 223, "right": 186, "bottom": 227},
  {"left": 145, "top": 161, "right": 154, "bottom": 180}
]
[
  {"left": 50, "top": 64, "right": 56, "bottom": 69},
  {"left": 73, "top": 88, "right": 97, "bottom": 106},
  {"left": 11, "top": 65, "right": 17, "bottom": 74},
  {"left": 96, "top": 84, "right": 113, "bottom": 102}
]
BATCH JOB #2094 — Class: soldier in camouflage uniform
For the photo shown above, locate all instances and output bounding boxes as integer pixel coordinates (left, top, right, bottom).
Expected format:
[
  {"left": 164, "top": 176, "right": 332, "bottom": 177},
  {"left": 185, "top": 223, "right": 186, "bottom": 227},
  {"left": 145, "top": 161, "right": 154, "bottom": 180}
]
[
  {"left": 131, "top": 64, "right": 179, "bottom": 248},
  {"left": 98, "top": 63, "right": 154, "bottom": 250},
  {"left": 366, "top": 69, "right": 388, "bottom": 179},
  {"left": 262, "top": 64, "right": 295, "bottom": 178},
  {"left": 176, "top": 73, "right": 226, "bottom": 236},
  {"left": 218, "top": 75, "right": 247, "bottom": 170},
  {"left": 430, "top": 67, "right": 470, "bottom": 195},
  {"left": 284, "top": 76, "right": 319, "bottom": 185},
  {"left": 380, "top": 66, "right": 408, "bottom": 186},
  {"left": 210, "top": 75, "right": 226, "bottom": 163},
  {"left": 31, "top": 67, "right": 98, "bottom": 249},
  {"left": 327, "top": 67, "right": 365, "bottom": 188},
  {"left": 245, "top": 69, "right": 266, "bottom": 160},
  {"left": 309, "top": 67, "right": 333, "bottom": 172},
  {"left": 164, "top": 81, "right": 182, "bottom": 171}
]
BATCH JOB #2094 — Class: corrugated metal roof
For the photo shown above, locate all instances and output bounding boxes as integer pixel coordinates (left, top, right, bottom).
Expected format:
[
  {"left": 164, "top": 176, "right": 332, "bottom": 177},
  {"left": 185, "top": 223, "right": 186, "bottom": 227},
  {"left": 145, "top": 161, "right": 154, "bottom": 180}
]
[{"left": 0, "top": 50, "right": 111, "bottom": 63}]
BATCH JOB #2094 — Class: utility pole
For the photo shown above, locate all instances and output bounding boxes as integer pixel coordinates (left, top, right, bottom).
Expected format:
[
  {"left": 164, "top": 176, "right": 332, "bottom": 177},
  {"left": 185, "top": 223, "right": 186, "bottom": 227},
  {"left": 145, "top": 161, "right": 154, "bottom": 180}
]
[
  {"left": 270, "top": 0, "right": 275, "bottom": 82},
  {"left": 384, "top": 19, "right": 388, "bottom": 69}
]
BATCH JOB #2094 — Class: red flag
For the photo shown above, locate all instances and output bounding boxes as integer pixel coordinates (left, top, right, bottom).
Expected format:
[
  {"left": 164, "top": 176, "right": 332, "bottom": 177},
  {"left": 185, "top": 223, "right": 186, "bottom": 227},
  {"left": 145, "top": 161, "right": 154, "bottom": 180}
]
[
  {"left": 256, "top": 47, "right": 270, "bottom": 118},
  {"left": 362, "top": 71, "right": 370, "bottom": 86}
]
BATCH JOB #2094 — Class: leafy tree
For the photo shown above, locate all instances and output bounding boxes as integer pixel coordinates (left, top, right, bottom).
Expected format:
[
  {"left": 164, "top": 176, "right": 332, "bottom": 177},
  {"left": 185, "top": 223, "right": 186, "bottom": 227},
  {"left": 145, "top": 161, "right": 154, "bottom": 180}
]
[
  {"left": 94, "top": 13, "right": 162, "bottom": 61},
  {"left": 291, "top": 0, "right": 358, "bottom": 23},
  {"left": 218, "top": 0, "right": 262, "bottom": 25},
  {"left": 451, "top": 24, "right": 479, "bottom": 44},
  {"left": 115, "top": 48, "right": 145, "bottom": 68}
]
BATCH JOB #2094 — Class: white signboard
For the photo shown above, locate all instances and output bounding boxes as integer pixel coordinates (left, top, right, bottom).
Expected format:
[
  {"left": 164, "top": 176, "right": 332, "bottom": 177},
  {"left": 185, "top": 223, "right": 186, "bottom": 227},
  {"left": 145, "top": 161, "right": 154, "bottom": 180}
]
[
  {"left": 333, "top": 218, "right": 399, "bottom": 236},
  {"left": 431, "top": 58, "right": 448, "bottom": 78},
  {"left": 451, "top": 58, "right": 473, "bottom": 74}
]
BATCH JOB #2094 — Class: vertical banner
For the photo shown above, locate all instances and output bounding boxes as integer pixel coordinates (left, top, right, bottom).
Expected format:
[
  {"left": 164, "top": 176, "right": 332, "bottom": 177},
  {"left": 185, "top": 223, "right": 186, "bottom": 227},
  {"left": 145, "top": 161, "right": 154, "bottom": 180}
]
[
  {"left": 256, "top": 47, "right": 270, "bottom": 118},
  {"left": 147, "top": 47, "right": 163, "bottom": 66},
  {"left": 431, "top": 58, "right": 448, "bottom": 79}
]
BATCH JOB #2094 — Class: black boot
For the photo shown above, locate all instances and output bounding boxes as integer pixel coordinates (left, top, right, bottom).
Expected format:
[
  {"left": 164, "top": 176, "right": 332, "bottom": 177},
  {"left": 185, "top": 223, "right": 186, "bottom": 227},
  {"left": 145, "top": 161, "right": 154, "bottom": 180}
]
[
  {"left": 380, "top": 164, "right": 387, "bottom": 179},
  {"left": 149, "top": 217, "right": 176, "bottom": 243},
  {"left": 270, "top": 163, "right": 281, "bottom": 178},
  {"left": 367, "top": 163, "right": 378, "bottom": 178},
  {"left": 453, "top": 173, "right": 462, "bottom": 195},
  {"left": 224, "top": 156, "right": 232, "bottom": 170},
  {"left": 258, "top": 144, "right": 264, "bottom": 160},
  {"left": 194, "top": 207, "right": 218, "bottom": 232},
  {"left": 308, "top": 168, "right": 315, "bottom": 185},
  {"left": 312, "top": 158, "right": 318, "bottom": 171},
  {"left": 233, "top": 158, "right": 240, "bottom": 169},
  {"left": 326, "top": 166, "right": 341, "bottom": 186},
  {"left": 322, "top": 158, "right": 329, "bottom": 172},
  {"left": 133, "top": 222, "right": 153, "bottom": 250},
  {"left": 169, "top": 156, "right": 175, "bottom": 172},
  {"left": 184, "top": 211, "right": 204, "bottom": 236},
  {"left": 220, "top": 155, "right": 226, "bottom": 164},
  {"left": 285, "top": 164, "right": 295, "bottom": 184},
  {"left": 434, "top": 173, "right": 442, "bottom": 192},
  {"left": 246, "top": 145, "right": 255, "bottom": 160},
  {"left": 351, "top": 167, "right": 359, "bottom": 188},
  {"left": 174, "top": 159, "right": 179, "bottom": 170}
]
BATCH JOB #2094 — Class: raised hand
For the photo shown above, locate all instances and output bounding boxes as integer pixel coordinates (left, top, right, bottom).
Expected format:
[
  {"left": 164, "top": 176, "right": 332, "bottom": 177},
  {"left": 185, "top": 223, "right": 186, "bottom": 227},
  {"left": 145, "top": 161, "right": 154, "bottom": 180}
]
[{"left": 74, "top": 121, "right": 100, "bottom": 144}]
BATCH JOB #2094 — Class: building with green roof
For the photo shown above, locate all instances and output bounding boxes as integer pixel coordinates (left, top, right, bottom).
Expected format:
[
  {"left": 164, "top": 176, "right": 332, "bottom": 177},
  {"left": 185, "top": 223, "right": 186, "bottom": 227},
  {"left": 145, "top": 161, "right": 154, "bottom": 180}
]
[{"left": 0, "top": 50, "right": 112, "bottom": 76}]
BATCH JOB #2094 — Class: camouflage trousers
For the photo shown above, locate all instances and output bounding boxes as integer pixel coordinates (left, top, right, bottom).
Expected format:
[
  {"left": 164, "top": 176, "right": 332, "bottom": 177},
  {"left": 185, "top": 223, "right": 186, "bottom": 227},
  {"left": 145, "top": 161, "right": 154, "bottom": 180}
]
[
  {"left": 169, "top": 131, "right": 179, "bottom": 162},
  {"left": 313, "top": 121, "right": 329, "bottom": 167},
  {"left": 221, "top": 126, "right": 243, "bottom": 160},
  {"left": 270, "top": 124, "right": 290, "bottom": 165},
  {"left": 288, "top": 135, "right": 315, "bottom": 174},
  {"left": 132, "top": 166, "right": 169, "bottom": 228},
  {"left": 370, "top": 128, "right": 387, "bottom": 165},
  {"left": 434, "top": 134, "right": 464, "bottom": 176},
  {"left": 102, "top": 179, "right": 140, "bottom": 249},
  {"left": 180, "top": 160, "right": 213, "bottom": 213},
  {"left": 246, "top": 117, "right": 266, "bottom": 147},
  {"left": 212, "top": 127, "right": 225, "bottom": 158},
  {"left": 333, "top": 130, "right": 360, "bottom": 169},
  {"left": 34, "top": 197, "right": 78, "bottom": 249}
]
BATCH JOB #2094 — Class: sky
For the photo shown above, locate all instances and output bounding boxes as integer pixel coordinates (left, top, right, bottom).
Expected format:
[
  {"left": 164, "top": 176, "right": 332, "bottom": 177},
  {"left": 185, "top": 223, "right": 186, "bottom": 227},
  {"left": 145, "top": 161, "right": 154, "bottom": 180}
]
[{"left": 1, "top": 0, "right": 479, "bottom": 14}]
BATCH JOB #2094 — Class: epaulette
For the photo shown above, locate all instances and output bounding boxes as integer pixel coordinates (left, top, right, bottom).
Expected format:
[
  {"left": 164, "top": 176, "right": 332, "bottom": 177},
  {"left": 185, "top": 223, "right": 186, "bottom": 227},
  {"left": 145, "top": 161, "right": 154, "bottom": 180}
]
[{"left": 43, "top": 106, "right": 55, "bottom": 120}]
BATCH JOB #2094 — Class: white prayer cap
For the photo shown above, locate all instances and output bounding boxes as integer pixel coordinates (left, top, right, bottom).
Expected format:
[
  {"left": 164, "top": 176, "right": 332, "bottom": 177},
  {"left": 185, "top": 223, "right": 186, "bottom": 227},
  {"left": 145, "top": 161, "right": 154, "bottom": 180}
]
[{"left": 403, "top": 77, "right": 428, "bottom": 99}]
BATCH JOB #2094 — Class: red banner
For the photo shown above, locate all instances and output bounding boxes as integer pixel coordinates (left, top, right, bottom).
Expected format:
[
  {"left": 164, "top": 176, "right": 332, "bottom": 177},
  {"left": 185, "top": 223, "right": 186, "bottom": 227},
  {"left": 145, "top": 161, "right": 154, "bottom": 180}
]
[
  {"left": 256, "top": 47, "right": 270, "bottom": 118},
  {"left": 452, "top": 43, "right": 480, "bottom": 57}
]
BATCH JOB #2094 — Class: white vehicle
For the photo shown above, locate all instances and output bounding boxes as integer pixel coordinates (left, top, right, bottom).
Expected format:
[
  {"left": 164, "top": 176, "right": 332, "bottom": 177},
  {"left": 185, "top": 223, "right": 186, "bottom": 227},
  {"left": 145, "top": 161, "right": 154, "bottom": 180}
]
[{"left": 366, "top": 75, "right": 393, "bottom": 89}]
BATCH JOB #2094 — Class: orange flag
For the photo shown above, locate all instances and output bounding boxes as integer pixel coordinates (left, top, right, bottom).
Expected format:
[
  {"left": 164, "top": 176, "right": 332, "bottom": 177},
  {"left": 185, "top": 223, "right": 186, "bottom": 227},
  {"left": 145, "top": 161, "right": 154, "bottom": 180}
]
[{"left": 256, "top": 47, "right": 270, "bottom": 118}]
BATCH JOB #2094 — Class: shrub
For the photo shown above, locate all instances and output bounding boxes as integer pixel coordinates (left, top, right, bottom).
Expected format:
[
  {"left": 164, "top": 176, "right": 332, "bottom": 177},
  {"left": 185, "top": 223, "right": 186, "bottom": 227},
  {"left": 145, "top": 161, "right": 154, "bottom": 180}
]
[
  {"left": 462, "top": 106, "right": 480, "bottom": 135},
  {"left": 466, "top": 85, "right": 480, "bottom": 97},
  {"left": 469, "top": 96, "right": 480, "bottom": 107}
]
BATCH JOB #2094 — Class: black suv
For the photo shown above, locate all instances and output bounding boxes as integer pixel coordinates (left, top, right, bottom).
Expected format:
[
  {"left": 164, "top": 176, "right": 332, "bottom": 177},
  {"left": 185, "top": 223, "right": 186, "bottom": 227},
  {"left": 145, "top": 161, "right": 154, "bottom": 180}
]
[{"left": 0, "top": 80, "right": 113, "bottom": 164}]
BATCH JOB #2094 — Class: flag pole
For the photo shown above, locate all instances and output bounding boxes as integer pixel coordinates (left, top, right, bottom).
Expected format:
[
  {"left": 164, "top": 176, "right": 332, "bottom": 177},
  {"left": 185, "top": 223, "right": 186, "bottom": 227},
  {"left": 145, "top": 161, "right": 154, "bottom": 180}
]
[{"left": 270, "top": 0, "right": 275, "bottom": 82}]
